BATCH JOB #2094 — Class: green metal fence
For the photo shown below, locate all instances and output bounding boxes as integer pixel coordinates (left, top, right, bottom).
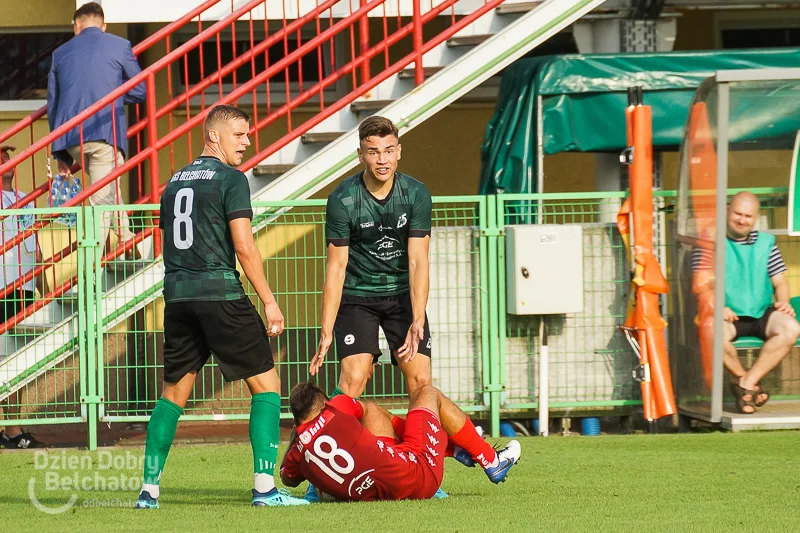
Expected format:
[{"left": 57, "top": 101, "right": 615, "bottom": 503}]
[
  {"left": 0, "top": 205, "right": 86, "bottom": 431},
  {"left": 4, "top": 190, "right": 798, "bottom": 449},
  {"left": 496, "top": 194, "right": 642, "bottom": 412}
]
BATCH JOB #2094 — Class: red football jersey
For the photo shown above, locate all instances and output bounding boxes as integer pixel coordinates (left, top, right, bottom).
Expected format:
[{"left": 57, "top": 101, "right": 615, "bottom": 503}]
[{"left": 281, "top": 395, "right": 443, "bottom": 501}]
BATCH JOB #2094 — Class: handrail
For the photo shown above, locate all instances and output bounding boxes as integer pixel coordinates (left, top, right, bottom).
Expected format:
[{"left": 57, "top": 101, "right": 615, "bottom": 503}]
[{"left": 125, "top": 1, "right": 345, "bottom": 142}]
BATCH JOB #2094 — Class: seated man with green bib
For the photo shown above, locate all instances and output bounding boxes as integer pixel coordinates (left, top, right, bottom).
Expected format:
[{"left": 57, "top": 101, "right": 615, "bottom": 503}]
[{"left": 695, "top": 191, "right": 800, "bottom": 413}]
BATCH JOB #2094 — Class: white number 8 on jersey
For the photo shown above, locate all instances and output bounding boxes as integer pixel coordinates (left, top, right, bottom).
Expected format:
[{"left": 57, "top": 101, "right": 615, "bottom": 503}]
[{"left": 304, "top": 435, "right": 355, "bottom": 484}]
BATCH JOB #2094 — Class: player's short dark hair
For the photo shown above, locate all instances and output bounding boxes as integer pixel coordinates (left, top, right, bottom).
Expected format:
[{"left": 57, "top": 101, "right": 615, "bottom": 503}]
[
  {"left": 289, "top": 382, "right": 328, "bottom": 423},
  {"left": 73, "top": 2, "right": 104, "bottom": 22},
  {"left": 205, "top": 104, "right": 250, "bottom": 127},
  {"left": 204, "top": 104, "right": 250, "bottom": 139},
  {"left": 358, "top": 116, "right": 399, "bottom": 143}
]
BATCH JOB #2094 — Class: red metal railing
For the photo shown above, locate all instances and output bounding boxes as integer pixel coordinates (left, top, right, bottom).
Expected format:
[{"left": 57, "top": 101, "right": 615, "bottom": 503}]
[
  {"left": 0, "top": 0, "right": 222, "bottom": 209},
  {"left": 0, "top": 0, "right": 504, "bottom": 336}
]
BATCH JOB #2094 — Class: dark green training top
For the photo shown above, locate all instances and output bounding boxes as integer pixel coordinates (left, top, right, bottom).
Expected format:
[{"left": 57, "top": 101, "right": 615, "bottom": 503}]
[
  {"left": 325, "top": 171, "right": 432, "bottom": 296},
  {"left": 159, "top": 155, "right": 252, "bottom": 303}
]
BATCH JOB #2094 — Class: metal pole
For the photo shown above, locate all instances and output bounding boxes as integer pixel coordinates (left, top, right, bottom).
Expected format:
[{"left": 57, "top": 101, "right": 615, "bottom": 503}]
[
  {"left": 82, "top": 206, "right": 99, "bottom": 451},
  {"left": 538, "top": 316, "right": 549, "bottom": 436},
  {"left": 487, "top": 195, "right": 501, "bottom": 437},
  {"left": 147, "top": 73, "right": 161, "bottom": 257},
  {"left": 412, "top": 0, "right": 424, "bottom": 86},
  {"left": 359, "top": 0, "right": 370, "bottom": 85},
  {"left": 711, "top": 81, "right": 731, "bottom": 423},
  {"left": 479, "top": 197, "right": 492, "bottom": 411},
  {"left": 536, "top": 94, "right": 544, "bottom": 224}
]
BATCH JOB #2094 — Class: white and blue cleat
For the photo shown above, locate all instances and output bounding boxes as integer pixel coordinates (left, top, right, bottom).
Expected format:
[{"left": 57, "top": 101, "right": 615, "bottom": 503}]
[
  {"left": 432, "top": 487, "right": 449, "bottom": 499},
  {"left": 252, "top": 488, "right": 311, "bottom": 506},
  {"left": 485, "top": 440, "right": 521, "bottom": 484}
]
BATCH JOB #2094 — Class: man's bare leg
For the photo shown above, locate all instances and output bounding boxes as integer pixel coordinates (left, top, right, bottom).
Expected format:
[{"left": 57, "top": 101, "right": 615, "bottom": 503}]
[
  {"left": 742, "top": 312, "right": 800, "bottom": 392},
  {"left": 360, "top": 402, "right": 398, "bottom": 439},
  {"left": 723, "top": 322, "right": 747, "bottom": 379},
  {"left": 161, "top": 371, "right": 199, "bottom": 408},
  {"left": 337, "top": 353, "right": 375, "bottom": 397},
  {"left": 359, "top": 390, "right": 470, "bottom": 449},
  {"left": 245, "top": 368, "right": 281, "bottom": 395},
  {"left": 395, "top": 353, "right": 432, "bottom": 395}
]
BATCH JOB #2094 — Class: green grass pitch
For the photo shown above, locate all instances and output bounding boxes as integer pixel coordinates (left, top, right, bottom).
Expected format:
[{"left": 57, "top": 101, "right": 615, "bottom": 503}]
[{"left": 3, "top": 431, "right": 799, "bottom": 532}]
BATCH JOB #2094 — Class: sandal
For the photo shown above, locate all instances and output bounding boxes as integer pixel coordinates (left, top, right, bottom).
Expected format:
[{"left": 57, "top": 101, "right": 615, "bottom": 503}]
[
  {"left": 753, "top": 385, "right": 770, "bottom": 408},
  {"left": 729, "top": 382, "right": 757, "bottom": 414}
]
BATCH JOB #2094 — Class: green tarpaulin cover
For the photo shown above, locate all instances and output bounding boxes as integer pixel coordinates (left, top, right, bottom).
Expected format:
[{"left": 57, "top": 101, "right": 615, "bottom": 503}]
[{"left": 480, "top": 48, "right": 800, "bottom": 194}]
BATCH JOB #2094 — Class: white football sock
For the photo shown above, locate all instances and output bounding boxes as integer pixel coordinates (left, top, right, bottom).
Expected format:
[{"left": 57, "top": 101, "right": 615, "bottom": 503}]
[
  {"left": 141, "top": 483, "right": 160, "bottom": 499},
  {"left": 254, "top": 473, "right": 276, "bottom": 493}
]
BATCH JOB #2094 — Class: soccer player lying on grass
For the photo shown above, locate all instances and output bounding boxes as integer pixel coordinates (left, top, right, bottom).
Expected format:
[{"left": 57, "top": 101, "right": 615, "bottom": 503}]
[{"left": 279, "top": 382, "right": 521, "bottom": 501}]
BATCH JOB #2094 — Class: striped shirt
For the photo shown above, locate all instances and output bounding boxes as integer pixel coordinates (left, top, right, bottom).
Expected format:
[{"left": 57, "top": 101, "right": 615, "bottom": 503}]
[{"left": 691, "top": 231, "right": 787, "bottom": 277}]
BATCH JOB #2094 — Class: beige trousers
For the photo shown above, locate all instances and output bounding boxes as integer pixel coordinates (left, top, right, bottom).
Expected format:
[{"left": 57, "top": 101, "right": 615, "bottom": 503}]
[{"left": 67, "top": 141, "right": 135, "bottom": 245}]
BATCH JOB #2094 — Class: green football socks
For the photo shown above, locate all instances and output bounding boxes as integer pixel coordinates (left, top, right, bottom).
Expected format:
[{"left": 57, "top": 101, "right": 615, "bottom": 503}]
[
  {"left": 251, "top": 392, "right": 281, "bottom": 493},
  {"left": 142, "top": 397, "right": 183, "bottom": 488}
]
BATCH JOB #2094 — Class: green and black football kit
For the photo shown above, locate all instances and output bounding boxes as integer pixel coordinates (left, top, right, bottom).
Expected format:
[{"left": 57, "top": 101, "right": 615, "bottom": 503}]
[
  {"left": 325, "top": 171, "right": 433, "bottom": 363},
  {"left": 159, "top": 155, "right": 273, "bottom": 382}
]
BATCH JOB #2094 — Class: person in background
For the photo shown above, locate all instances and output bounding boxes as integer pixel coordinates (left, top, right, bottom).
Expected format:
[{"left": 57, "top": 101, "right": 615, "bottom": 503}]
[
  {"left": 47, "top": 2, "right": 146, "bottom": 258},
  {"left": 0, "top": 144, "right": 46, "bottom": 449},
  {"left": 693, "top": 191, "right": 800, "bottom": 413}
]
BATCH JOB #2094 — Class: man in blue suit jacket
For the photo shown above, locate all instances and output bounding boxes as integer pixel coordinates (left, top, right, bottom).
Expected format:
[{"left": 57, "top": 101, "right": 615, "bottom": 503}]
[{"left": 47, "top": 2, "right": 146, "bottom": 254}]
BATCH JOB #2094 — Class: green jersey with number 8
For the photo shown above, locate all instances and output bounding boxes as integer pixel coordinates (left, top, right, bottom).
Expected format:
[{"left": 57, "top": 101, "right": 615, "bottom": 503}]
[{"left": 160, "top": 156, "right": 253, "bottom": 303}]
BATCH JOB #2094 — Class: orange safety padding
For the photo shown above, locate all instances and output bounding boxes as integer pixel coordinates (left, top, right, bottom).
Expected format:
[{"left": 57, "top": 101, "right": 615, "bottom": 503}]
[
  {"left": 637, "top": 292, "right": 676, "bottom": 417},
  {"left": 687, "top": 102, "right": 719, "bottom": 389},
  {"left": 631, "top": 107, "right": 654, "bottom": 253},
  {"left": 696, "top": 290, "right": 716, "bottom": 390},
  {"left": 687, "top": 102, "right": 718, "bottom": 242},
  {"left": 619, "top": 102, "right": 676, "bottom": 420}
]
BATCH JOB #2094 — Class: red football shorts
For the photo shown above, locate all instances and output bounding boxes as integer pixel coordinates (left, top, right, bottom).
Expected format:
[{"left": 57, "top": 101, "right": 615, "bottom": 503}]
[{"left": 394, "top": 407, "right": 448, "bottom": 499}]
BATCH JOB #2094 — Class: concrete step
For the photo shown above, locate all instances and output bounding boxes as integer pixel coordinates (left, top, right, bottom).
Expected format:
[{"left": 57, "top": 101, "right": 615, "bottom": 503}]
[
  {"left": 300, "top": 132, "right": 344, "bottom": 144},
  {"left": 350, "top": 99, "right": 394, "bottom": 112},
  {"left": 447, "top": 34, "right": 492, "bottom": 47},
  {"left": 398, "top": 66, "right": 443, "bottom": 79},
  {"left": 496, "top": 2, "right": 544, "bottom": 15},
  {"left": 398, "top": 66, "right": 502, "bottom": 86},
  {"left": 252, "top": 163, "right": 296, "bottom": 177}
]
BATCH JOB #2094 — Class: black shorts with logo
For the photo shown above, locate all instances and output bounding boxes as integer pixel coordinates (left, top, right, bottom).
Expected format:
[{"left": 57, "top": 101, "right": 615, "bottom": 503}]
[
  {"left": 334, "top": 291, "right": 432, "bottom": 364},
  {"left": 732, "top": 306, "right": 777, "bottom": 341},
  {"left": 162, "top": 297, "right": 274, "bottom": 383}
]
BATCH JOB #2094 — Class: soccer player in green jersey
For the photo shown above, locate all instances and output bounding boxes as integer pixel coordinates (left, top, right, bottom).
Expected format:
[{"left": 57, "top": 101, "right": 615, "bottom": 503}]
[
  {"left": 307, "top": 117, "right": 507, "bottom": 501},
  {"left": 135, "top": 105, "right": 308, "bottom": 509},
  {"left": 310, "top": 115, "right": 433, "bottom": 394}
]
